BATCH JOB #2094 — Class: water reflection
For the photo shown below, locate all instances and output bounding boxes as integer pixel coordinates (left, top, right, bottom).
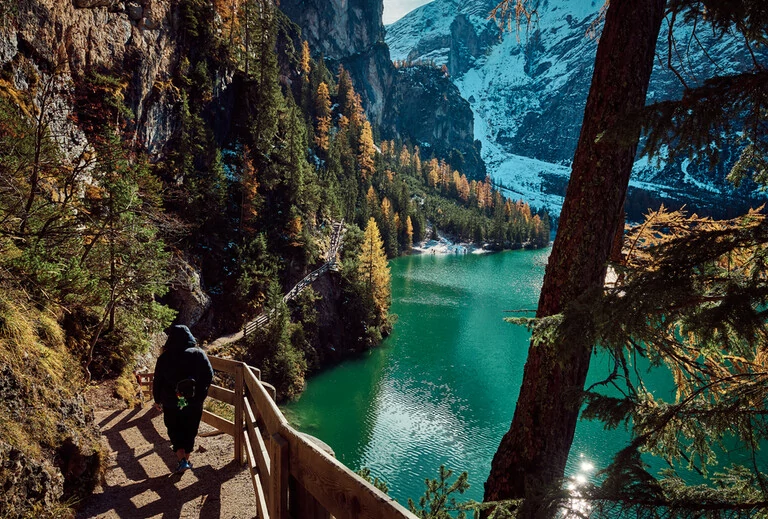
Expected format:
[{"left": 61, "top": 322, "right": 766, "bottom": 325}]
[
  {"left": 563, "top": 454, "right": 595, "bottom": 518},
  {"left": 284, "top": 249, "right": 640, "bottom": 507}
]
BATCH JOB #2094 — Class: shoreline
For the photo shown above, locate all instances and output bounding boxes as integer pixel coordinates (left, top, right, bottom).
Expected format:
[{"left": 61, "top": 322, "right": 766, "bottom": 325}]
[{"left": 410, "top": 233, "right": 491, "bottom": 255}]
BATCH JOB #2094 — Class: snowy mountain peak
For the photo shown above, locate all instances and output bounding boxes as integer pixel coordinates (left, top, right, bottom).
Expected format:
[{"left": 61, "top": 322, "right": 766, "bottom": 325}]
[{"left": 387, "top": 0, "right": 766, "bottom": 219}]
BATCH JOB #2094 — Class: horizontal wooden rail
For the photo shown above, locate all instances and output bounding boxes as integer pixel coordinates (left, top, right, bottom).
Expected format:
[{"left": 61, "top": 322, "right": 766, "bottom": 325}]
[
  {"left": 208, "top": 384, "right": 235, "bottom": 405},
  {"left": 242, "top": 221, "right": 345, "bottom": 338},
  {"left": 136, "top": 350, "right": 413, "bottom": 518},
  {"left": 201, "top": 410, "right": 235, "bottom": 436},
  {"left": 205, "top": 355, "right": 417, "bottom": 519}
]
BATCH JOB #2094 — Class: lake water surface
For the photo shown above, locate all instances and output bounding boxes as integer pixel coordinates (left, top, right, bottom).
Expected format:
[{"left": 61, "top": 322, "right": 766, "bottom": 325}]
[{"left": 282, "top": 249, "right": 671, "bottom": 506}]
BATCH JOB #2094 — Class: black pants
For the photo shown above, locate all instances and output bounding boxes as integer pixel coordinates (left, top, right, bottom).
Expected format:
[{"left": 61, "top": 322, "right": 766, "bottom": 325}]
[{"left": 163, "top": 405, "right": 203, "bottom": 453}]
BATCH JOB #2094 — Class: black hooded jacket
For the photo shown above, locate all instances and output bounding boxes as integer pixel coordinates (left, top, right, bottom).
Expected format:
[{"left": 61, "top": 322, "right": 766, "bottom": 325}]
[{"left": 153, "top": 325, "right": 214, "bottom": 410}]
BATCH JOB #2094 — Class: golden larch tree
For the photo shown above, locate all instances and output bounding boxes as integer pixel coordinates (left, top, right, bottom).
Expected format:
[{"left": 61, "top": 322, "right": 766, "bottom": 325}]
[
  {"left": 337, "top": 65, "right": 354, "bottom": 118},
  {"left": 358, "top": 217, "right": 391, "bottom": 320},
  {"left": 427, "top": 158, "right": 439, "bottom": 187},
  {"left": 300, "top": 40, "right": 311, "bottom": 80},
  {"left": 399, "top": 145, "right": 411, "bottom": 168},
  {"left": 405, "top": 215, "right": 414, "bottom": 250},
  {"left": 412, "top": 145, "right": 422, "bottom": 174},
  {"left": 457, "top": 173, "right": 470, "bottom": 203},
  {"left": 349, "top": 92, "right": 366, "bottom": 129},
  {"left": 366, "top": 185, "right": 378, "bottom": 209},
  {"left": 381, "top": 197, "right": 391, "bottom": 218},
  {"left": 314, "top": 82, "right": 331, "bottom": 151},
  {"left": 358, "top": 120, "right": 376, "bottom": 179}
]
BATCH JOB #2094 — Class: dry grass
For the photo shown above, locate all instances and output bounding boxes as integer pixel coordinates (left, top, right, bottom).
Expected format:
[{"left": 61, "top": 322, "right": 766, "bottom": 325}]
[
  {"left": 115, "top": 371, "right": 139, "bottom": 405},
  {"left": 204, "top": 398, "right": 235, "bottom": 422},
  {"left": 0, "top": 412, "right": 39, "bottom": 456},
  {"left": 0, "top": 290, "right": 93, "bottom": 453},
  {"left": 37, "top": 311, "right": 65, "bottom": 350},
  {"left": 0, "top": 288, "right": 104, "bottom": 517},
  {"left": 0, "top": 294, "right": 36, "bottom": 354}
]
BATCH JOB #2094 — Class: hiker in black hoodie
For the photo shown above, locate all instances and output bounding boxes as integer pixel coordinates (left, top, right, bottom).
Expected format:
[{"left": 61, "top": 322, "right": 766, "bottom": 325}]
[{"left": 153, "top": 325, "right": 214, "bottom": 473}]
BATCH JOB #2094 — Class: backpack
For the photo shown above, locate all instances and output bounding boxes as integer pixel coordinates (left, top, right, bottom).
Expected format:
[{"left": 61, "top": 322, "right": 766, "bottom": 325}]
[{"left": 175, "top": 378, "right": 196, "bottom": 409}]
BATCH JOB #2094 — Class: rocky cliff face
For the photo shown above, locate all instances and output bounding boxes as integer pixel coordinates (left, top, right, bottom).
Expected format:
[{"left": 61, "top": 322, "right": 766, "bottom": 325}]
[
  {"left": 280, "top": 0, "right": 392, "bottom": 126},
  {"left": 382, "top": 65, "right": 483, "bottom": 177},
  {"left": 6, "top": 0, "right": 179, "bottom": 156},
  {"left": 279, "top": 0, "right": 384, "bottom": 60},
  {"left": 280, "top": 0, "right": 486, "bottom": 179}
]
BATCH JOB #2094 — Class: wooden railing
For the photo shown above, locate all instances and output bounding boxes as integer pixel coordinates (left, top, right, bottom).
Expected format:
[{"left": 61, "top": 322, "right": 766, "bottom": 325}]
[
  {"left": 242, "top": 220, "right": 345, "bottom": 337},
  {"left": 200, "top": 356, "right": 416, "bottom": 519}
]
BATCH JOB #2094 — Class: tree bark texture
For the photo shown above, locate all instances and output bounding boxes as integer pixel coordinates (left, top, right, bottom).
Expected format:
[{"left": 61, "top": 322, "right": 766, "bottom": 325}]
[{"left": 484, "top": 1, "right": 666, "bottom": 516}]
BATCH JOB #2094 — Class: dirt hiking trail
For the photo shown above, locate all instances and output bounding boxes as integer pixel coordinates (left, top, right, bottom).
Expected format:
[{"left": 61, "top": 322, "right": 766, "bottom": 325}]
[{"left": 77, "top": 405, "right": 257, "bottom": 519}]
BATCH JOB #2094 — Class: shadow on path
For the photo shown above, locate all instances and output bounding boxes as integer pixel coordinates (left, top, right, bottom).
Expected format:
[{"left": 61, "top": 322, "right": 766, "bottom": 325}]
[{"left": 77, "top": 406, "right": 256, "bottom": 519}]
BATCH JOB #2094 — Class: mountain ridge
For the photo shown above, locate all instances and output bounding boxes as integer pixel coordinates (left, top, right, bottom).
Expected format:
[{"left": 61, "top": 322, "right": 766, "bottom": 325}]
[{"left": 387, "top": 0, "right": 766, "bottom": 218}]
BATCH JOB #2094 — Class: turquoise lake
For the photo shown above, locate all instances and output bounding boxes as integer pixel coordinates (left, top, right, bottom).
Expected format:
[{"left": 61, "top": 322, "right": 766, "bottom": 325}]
[{"left": 282, "top": 249, "right": 675, "bottom": 506}]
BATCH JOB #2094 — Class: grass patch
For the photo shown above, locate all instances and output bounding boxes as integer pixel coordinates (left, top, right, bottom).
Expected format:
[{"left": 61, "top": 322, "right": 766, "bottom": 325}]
[
  {"left": 0, "top": 289, "right": 102, "bottom": 497},
  {"left": 37, "top": 311, "right": 65, "bottom": 350},
  {"left": 0, "top": 294, "right": 35, "bottom": 352},
  {"left": 204, "top": 398, "right": 235, "bottom": 422},
  {"left": 115, "top": 371, "right": 139, "bottom": 405}
]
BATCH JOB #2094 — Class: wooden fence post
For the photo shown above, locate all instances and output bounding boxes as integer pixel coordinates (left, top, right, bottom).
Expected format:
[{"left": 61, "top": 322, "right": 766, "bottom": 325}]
[
  {"left": 292, "top": 434, "right": 334, "bottom": 519},
  {"left": 269, "top": 433, "right": 289, "bottom": 519},
  {"left": 234, "top": 363, "right": 244, "bottom": 465}
]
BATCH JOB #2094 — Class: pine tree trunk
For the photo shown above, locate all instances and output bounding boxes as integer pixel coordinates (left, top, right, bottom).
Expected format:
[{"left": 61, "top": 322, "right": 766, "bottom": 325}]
[{"left": 483, "top": 1, "right": 666, "bottom": 516}]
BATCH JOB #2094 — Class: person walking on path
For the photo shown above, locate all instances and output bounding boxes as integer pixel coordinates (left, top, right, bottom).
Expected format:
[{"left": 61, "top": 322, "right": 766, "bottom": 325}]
[{"left": 153, "top": 325, "right": 214, "bottom": 473}]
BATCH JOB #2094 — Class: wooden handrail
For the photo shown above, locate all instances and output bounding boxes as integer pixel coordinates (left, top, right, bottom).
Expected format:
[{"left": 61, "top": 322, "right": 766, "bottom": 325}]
[
  {"left": 242, "top": 220, "right": 345, "bottom": 338},
  {"left": 134, "top": 356, "right": 416, "bottom": 518}
]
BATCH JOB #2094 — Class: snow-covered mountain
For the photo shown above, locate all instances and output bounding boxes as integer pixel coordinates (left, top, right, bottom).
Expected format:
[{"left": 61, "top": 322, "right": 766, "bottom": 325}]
[{"left": 386, "top": 0, "right": 764, "bottom": 219}]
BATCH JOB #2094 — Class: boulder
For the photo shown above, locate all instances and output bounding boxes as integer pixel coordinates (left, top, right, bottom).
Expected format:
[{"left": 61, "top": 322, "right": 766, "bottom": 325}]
[
  {"left": 125, "top": 1, "right": 143, "bottom": 21},
  {"left": 167, "top": 258, "right": 212, "bottom": 329}
]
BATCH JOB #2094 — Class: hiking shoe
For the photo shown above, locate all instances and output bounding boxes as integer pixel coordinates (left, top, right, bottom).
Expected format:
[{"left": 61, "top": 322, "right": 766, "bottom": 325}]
[{"left": 175, "top": 459, "right": 192, "bottom": 473}]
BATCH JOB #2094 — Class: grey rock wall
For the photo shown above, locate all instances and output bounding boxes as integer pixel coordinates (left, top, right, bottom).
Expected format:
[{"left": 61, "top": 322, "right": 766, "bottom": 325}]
[
  {"left": 280, "top": 0, "right": 486, "bottom": 178},
  {"left": 6, "top": 0, "right": 179, "bottom": 157}
]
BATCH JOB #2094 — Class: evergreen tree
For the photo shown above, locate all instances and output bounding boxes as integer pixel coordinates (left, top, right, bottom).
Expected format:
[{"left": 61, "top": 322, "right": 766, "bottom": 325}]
[
  {"left": 79, "top": 130, "right": 173, "bottom": 381},
  {"left": 244, "top": 280, "right": 307, "bottom": 399},
  {"left": 240, "top": 145, "right": 261, "bottom": 233},
  {"left": 238, "top": 0, "right": 280, "bottom": 154},
  {"left": 486, "top": 1, "right": 768, "bottom": 517}
]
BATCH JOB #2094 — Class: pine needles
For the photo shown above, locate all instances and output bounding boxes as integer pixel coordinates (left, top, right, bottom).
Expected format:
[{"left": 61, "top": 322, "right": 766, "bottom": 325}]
[
  {"left": 501, "top": 205, "right": 768, "bottom": 516},
  {"left": 574, "top": 206, "right": 768, "bottom": 516}
]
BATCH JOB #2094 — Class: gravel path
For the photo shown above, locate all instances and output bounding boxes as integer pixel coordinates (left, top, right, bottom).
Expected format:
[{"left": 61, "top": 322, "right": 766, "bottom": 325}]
[{"left": 77, "top": 405, "right": 257, "bottom": 519}]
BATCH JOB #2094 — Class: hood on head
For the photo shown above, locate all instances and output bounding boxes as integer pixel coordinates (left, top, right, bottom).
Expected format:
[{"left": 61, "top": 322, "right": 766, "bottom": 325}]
[{"left": 164, "top": 325, "right": 197, "bottom": 351}]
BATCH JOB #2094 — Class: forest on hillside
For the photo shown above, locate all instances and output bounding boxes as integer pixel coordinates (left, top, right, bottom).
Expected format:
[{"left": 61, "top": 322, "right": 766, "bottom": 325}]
[{"left": 0, "top": 1, "right": 554, "bottom": 514}]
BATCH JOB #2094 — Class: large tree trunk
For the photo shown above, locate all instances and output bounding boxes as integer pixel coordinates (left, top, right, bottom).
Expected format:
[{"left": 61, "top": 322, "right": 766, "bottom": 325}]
[{"left": 483, "top": 1, "right": 666, "bottom": 516}]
